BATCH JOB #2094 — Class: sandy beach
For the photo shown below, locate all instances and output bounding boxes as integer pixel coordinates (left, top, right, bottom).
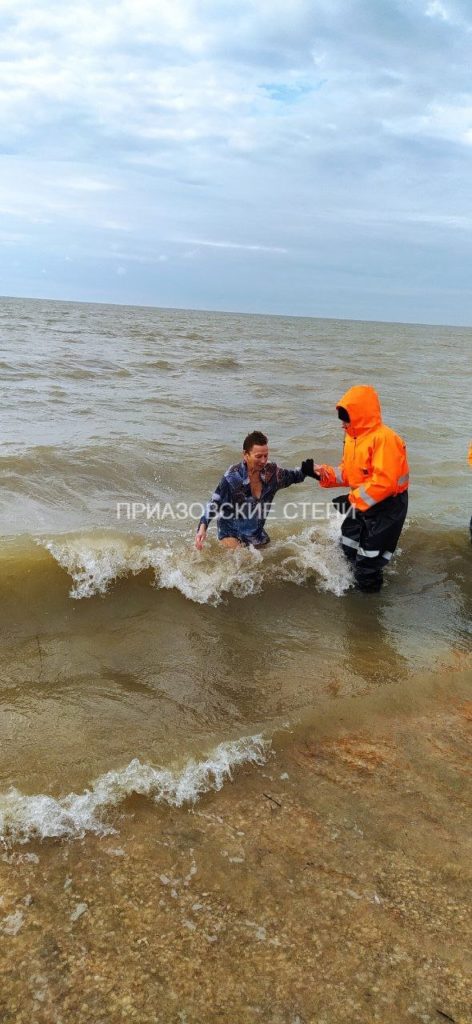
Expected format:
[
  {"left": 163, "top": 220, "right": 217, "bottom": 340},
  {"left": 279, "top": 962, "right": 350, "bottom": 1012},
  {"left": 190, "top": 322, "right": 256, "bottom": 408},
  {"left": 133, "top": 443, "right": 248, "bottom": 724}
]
[{"left": 2, "top": 661, "right": 471, "bottom": 1024}]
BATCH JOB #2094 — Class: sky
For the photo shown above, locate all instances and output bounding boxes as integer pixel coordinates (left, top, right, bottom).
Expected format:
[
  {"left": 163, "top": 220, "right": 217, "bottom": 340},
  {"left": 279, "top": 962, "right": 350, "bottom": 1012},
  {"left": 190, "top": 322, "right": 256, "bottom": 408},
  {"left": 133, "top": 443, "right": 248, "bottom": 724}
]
[{"left": 1, "top": 0, "right": 472, "bottom": 324}]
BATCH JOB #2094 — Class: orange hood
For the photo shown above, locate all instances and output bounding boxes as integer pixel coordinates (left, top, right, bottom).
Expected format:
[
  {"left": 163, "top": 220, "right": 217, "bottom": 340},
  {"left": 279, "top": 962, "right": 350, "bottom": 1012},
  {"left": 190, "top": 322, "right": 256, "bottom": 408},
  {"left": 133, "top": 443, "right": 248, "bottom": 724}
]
[{"left": 336, "top": 385, "right": 382, "bottom": 438}]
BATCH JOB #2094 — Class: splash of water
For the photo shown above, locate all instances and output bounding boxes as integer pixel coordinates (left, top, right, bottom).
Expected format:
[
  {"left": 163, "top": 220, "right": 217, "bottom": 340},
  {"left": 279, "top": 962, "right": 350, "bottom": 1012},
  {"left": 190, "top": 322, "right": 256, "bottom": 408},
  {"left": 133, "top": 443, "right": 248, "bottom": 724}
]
[
  {"left": 0, "top": 735, "right": 270, "bottom": 845},
  {"left": 41, "top": 522, "right": 352, "bottom": 603}
]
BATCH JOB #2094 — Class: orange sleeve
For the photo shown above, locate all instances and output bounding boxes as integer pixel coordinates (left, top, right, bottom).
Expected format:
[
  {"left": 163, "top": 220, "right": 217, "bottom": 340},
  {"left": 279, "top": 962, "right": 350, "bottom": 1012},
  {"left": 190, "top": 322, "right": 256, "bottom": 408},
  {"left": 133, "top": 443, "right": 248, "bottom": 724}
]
[
  {"left": 318, "top": 461, "right": 348, "bottom": 488},
  {"left": 468, "top": 442, "right": 472, "bottom": 467}
]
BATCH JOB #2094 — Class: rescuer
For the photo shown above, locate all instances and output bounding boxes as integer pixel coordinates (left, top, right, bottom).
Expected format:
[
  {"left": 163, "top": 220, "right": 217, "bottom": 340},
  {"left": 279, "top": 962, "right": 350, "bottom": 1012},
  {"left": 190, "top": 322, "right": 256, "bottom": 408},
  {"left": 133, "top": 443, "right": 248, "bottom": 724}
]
[{"left": 315, "top": 385, "right": 409, "bottom": 592}]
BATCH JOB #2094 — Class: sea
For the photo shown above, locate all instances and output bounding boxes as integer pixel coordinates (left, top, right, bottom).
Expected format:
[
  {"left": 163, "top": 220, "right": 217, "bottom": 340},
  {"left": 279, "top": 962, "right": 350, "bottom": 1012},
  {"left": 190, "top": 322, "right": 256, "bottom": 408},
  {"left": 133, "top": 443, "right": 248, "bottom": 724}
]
[{"left": 0, "top": 295, "right": 471, "bottom": 845}]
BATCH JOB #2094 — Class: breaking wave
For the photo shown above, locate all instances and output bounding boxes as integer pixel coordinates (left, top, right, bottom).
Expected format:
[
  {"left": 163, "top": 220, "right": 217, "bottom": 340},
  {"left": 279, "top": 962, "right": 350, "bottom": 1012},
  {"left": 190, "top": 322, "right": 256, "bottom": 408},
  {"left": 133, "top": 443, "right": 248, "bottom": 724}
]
[
  {"left": 187, "top": 356, "right": 242, "bottom": 371},
  {"left": 0, "top": 736, "right": 270, "bottom": 845},
  {"left": 41, "top": 520, "right": 352, "bottom": 602}
]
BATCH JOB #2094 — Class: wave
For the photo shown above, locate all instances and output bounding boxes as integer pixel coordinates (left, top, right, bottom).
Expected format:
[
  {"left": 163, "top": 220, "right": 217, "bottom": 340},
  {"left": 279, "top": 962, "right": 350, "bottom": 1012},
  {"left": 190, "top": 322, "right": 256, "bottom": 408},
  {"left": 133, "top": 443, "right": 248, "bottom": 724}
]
[
  {"left": 60, "top": 366, "right": 132, "bottom": 379},
  {"left": 0, "top": 736, "right": 269, "bottom": 845},
  {"left": 1, "top": 520, "right": 470, "bottom": 610},
  {"left": 141, "top": 358, "right": 175, "bottom": 370},
  {"left": 186, "top": 356, "right": 242, "bottom": 371},
  {"left": 1, "top": 359, "right": 132, "bottom": 381},
  {"left": 40, "top": 521, "right": 352, "bottom": 602},
  {"left": 0, "top": 442, "right": 178, "bottom": 512}
]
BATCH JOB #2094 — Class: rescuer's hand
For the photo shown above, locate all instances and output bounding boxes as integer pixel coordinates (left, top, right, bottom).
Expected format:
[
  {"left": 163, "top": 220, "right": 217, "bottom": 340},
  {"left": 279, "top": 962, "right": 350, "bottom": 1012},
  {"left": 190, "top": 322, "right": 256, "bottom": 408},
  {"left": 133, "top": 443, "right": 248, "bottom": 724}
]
[
  {"left": 301, "top": 458, "right": 320, "bottom": 480},
  {"left": 332, "top": 494, "right": 351, "bottom": 515}
]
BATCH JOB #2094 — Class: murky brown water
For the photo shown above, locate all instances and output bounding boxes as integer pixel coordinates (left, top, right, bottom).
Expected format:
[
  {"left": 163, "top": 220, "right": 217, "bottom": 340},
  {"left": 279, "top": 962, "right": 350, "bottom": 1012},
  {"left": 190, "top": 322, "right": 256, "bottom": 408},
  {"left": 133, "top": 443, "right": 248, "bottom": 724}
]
[{"left": 0, "top": 298, "right": 471, "bottom": 1020}]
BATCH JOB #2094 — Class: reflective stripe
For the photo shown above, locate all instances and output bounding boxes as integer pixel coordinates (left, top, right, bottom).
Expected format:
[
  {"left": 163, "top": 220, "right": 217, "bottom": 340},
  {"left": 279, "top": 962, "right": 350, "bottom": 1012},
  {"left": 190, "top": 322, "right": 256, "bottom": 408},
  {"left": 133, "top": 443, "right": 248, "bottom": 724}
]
[
  {"left": 358, "top": 485, "right": 377, "bottom": 507},
  {"left": 335, "top": 466, "right": 344, "bottom": 484},
  {"left": 397, "top": 473, "right": 409, "bottom": 486},
  {"left": 341, "top": 536, "right": 359, "bottom": 551},
  {"left": 343, "top": 541, "right": 393, "bottom": 560}
]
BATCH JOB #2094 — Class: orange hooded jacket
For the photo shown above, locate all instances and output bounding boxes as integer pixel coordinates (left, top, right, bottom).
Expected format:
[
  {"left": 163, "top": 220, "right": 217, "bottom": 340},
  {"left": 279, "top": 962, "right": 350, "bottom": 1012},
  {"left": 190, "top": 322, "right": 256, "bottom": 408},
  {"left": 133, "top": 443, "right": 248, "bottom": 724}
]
[{"left": 318, "top": 385, "right": 409, "bottom": 513}]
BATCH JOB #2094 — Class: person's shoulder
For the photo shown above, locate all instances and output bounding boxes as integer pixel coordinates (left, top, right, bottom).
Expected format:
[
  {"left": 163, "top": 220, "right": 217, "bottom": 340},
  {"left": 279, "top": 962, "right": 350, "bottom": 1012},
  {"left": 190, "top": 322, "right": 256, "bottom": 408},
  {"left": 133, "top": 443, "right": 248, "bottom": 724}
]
[
  {"left": 377, "top": 423, "right": 407, "bottom": 446},
  {"left": 224, "top": 460, "right": 245, "bottom": 482}
]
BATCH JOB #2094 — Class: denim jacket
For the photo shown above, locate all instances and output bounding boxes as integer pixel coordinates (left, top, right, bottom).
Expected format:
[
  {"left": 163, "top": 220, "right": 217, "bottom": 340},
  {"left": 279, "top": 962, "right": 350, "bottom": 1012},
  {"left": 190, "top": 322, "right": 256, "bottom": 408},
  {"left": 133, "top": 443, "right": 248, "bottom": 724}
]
[{"left": 199, "top": 460, "right": 306, "bottom": 544}]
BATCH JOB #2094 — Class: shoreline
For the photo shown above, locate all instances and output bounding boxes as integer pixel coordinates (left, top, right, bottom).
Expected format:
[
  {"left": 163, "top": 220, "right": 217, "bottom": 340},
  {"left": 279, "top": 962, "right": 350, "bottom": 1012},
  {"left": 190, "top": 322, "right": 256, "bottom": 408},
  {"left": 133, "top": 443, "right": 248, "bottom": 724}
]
[{"left": 1, "top": 665, "right": 471, "bottom": 1023}]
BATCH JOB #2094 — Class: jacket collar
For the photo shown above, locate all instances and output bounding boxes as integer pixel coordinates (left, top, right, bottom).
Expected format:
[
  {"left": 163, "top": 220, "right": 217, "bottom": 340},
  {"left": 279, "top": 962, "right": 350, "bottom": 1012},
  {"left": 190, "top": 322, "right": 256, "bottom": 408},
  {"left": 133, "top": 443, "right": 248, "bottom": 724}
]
[{"left": 239, "top": 459, "right": 266, "bottom": 486}]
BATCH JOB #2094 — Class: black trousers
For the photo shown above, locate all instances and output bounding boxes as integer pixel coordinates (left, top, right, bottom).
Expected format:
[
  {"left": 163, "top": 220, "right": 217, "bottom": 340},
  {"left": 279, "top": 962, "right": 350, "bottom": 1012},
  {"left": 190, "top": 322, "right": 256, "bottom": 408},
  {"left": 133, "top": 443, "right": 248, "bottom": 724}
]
[{"left": 341, "top": 492, "right": 408, "bottom": 592}]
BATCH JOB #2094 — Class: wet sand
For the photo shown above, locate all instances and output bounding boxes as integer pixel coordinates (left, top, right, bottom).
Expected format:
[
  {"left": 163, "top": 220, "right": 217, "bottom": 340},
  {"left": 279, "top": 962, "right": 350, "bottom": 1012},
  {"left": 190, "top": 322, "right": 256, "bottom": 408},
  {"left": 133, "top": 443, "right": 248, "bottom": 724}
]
[{"left": 1, "top": 666, "right": 471, "bottom": 1024}]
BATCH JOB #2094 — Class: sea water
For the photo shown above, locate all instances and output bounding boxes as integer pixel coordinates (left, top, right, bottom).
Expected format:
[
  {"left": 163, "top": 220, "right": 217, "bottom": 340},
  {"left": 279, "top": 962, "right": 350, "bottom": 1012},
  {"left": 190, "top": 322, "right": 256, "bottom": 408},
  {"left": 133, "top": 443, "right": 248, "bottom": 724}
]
[{"left": 0, "top": 296, "right": 471, "bottom": 843}]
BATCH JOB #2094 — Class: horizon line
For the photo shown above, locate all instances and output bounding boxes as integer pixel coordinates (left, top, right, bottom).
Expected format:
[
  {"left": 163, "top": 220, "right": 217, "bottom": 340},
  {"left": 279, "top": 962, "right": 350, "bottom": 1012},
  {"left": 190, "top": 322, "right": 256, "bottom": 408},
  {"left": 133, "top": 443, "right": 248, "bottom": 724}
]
[{"left": 1, "top": 291, "right": 471, "bottom": 331}]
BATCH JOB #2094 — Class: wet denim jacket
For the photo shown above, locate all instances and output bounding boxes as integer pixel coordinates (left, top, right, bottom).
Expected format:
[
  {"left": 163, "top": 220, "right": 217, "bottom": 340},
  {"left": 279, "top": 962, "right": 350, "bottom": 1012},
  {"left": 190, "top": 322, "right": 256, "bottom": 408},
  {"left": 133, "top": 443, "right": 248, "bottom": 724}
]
[{"left": 199, "top": 460, "right": 306, "bottom": 544}]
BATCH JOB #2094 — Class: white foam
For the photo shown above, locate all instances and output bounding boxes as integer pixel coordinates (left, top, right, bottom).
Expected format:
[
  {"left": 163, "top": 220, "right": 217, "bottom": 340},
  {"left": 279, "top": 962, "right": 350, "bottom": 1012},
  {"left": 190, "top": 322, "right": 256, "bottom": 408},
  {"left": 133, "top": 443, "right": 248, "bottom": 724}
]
[
  {"left": 0, "top": 735, "right": 269, "bottom": 846},
  {"left": 41, "top": 522, "right": 352, "bottom": 603},
  {"left": 269, "top": 522, "right": 353, "bottom": 598},
  {"left": 155, "top": 542, "right": 265, "bottom": 604},
  {"left": 42, "top": 534, "right": 153, "bottom": 599}
]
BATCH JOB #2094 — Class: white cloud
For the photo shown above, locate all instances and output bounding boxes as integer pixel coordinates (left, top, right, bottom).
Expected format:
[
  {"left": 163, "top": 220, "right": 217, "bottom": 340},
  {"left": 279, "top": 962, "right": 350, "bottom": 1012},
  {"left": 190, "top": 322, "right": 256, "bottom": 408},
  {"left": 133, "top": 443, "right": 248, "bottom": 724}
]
[
  {"left": 385, "top": 101, "right": 472, "bottom": 145},
  {"left": 58, "top": 177, "right": 120, "bottom": 192},
  {"left": 425, "top": 1, "right": 451, "bottom": 20},
  {"left": 1, "top": 0, "right": 472, "bottom": 320},
  {"left": 0, "top": 0, "right": 470, "bottom": 166},
  {"left": 180, "top": 239, "right": 288, "bottom": 253}
]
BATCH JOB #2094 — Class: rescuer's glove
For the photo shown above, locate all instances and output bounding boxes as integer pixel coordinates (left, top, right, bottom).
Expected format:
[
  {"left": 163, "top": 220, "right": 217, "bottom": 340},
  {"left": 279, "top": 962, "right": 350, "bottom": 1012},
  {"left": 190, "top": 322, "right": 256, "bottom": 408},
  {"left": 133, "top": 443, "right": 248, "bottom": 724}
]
[
  {"left": 301, "top": 458, "right": 320, "bottom": 480},
  {"left": 332, "top": 494, "right": 351, "bottom": 514}
]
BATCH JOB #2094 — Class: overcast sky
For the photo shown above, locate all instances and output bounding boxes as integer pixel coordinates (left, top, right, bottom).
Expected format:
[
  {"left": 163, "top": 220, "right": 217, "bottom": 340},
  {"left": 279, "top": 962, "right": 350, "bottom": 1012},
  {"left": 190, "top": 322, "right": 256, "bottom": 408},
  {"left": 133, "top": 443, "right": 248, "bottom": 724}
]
[{"left": 1, "top": 0, "right": 472, "bottom": 324}]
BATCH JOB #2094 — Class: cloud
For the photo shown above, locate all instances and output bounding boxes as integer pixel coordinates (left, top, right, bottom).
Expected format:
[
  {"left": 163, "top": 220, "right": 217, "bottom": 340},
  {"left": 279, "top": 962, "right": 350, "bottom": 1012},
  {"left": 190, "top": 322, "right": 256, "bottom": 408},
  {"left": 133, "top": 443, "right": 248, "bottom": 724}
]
[
  {"left": 180, "top": 239, "right": 288, "bottom": 253},
  {"left": 0, "top": 0, "right": 472, "bottom": 321},
  {"left": 1, "top": 1, "right": 471, "bottom": 169},
  {"left": 425, "top": 0, "right": 450, "bottom": 20},
  {"left": 393, "top": 101, "right": 472, "bottom": 146},
  {"left": 58, "top": 177, "right": 120, "bottom": 192}
]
